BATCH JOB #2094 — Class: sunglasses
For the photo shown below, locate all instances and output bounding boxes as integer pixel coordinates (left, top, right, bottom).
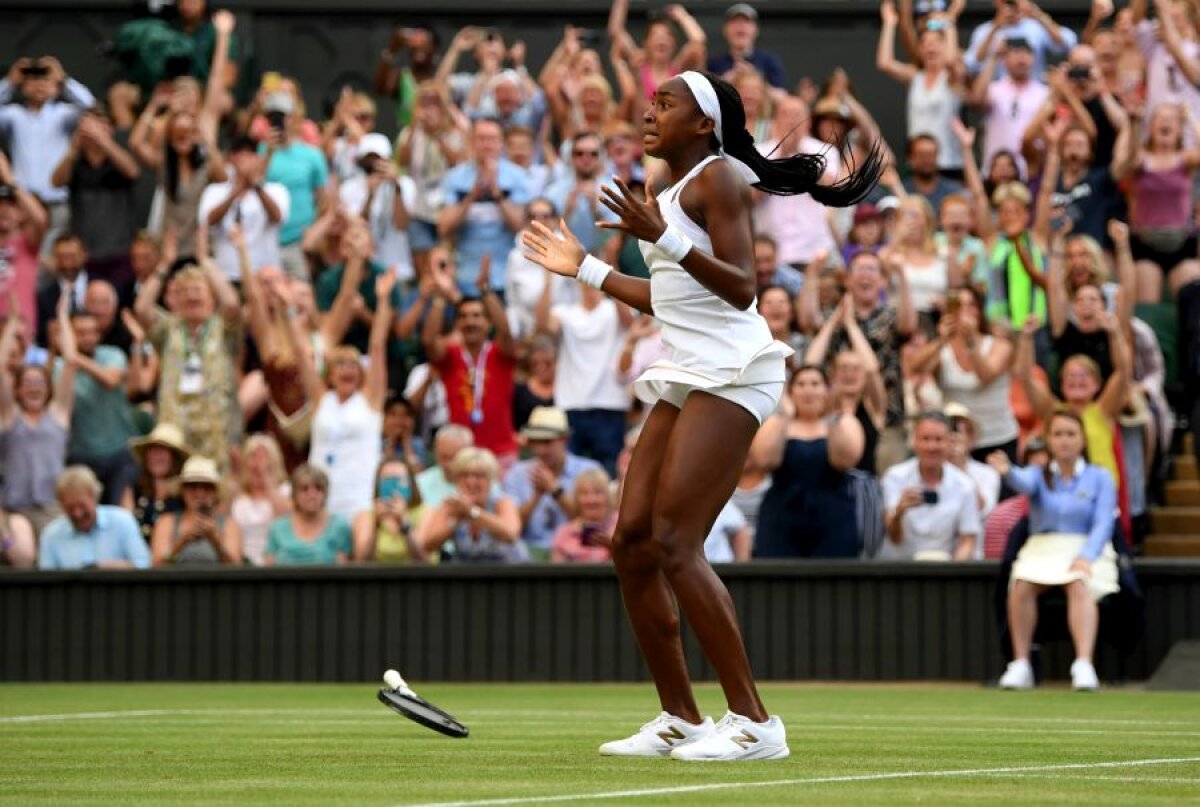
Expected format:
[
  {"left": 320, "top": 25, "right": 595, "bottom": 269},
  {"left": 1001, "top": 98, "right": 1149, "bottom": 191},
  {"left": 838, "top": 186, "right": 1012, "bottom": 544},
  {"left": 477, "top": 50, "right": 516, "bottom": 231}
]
[{"left": 573, "top": 149, "right": 600, "bottom": 157}]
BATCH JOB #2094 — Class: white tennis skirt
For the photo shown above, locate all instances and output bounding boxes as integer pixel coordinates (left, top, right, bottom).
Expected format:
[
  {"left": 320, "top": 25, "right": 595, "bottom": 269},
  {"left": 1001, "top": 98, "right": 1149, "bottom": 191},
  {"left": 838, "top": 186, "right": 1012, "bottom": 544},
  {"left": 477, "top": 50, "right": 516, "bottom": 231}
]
[
  {"left": 633, "top": 341, "right": 793, "bottom": 425},
  {"left": 1010, "top": 532, "right": 1120, "bottom": 601}
]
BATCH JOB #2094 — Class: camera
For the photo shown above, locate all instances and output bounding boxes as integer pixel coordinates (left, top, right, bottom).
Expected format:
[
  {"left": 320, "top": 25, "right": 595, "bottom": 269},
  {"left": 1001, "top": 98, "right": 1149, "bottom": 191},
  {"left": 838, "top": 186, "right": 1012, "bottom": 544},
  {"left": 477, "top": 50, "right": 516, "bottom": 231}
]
[
  {"left": 265, "top": 109, "right": 287, "bottom": 131},
  {"left": 1067, "top": 66, "right": 1092, "bottom": 81},
  {"left": 921, "top": 490, "right": 940, "bottom": 506}
]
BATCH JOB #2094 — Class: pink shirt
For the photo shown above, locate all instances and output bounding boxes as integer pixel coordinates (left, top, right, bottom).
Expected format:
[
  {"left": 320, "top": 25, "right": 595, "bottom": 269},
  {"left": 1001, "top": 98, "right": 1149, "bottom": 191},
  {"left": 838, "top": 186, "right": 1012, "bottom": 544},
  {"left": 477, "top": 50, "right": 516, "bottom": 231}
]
[
  {"left": 0, "top": 232, "right": 39, "bottom": 338},
  {"left": 753, "top": 136, "right": 841, "bottom": 265},
  {"left": 1137, "top": 20, "right": 1200, "bottom": 130},
  {"left": 982, "top": 77, "right": 1050, "bottom": 170}
]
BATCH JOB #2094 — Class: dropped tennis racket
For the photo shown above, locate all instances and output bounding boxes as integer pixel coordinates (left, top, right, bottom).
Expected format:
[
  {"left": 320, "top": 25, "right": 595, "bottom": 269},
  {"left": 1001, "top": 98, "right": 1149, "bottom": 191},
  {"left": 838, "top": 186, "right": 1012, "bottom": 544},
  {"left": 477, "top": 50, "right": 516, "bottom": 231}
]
[{"left": 377, "top": 670, "right": 469, "bottom": 738}]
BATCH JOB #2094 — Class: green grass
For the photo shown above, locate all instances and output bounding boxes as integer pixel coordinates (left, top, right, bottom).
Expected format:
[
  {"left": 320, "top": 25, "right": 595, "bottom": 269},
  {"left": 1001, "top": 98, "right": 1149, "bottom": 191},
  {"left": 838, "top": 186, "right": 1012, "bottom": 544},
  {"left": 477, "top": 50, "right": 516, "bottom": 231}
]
[{"left": 2, "top": 683, "right": 1199, "bottom": 805}]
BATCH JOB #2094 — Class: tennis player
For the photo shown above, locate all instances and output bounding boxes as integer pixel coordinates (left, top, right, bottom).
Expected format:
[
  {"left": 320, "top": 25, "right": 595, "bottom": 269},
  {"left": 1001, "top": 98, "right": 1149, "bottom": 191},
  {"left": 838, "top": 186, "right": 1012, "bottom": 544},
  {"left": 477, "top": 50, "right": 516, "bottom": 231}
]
[{"left": 523, "top": 71, "right": 880, "bottom": 761}]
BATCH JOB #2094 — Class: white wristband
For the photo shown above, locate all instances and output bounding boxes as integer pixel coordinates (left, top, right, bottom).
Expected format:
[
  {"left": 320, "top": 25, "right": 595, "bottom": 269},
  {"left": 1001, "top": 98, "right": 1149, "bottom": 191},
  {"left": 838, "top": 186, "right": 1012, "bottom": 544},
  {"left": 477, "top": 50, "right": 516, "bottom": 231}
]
[
  {"left": 655, "top": 225, "right": 693, "bottom": 263},
  {"left": 576, "top": 254, "right": 612, "bottom": 290}
]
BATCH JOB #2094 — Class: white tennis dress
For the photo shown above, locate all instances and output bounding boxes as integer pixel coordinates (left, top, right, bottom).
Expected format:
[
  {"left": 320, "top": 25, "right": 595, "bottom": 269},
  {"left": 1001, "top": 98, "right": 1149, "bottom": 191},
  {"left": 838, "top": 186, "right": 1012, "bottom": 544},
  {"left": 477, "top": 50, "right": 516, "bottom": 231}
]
[{"left": 635, "top": 155, "right": 793, "bottom": 423}]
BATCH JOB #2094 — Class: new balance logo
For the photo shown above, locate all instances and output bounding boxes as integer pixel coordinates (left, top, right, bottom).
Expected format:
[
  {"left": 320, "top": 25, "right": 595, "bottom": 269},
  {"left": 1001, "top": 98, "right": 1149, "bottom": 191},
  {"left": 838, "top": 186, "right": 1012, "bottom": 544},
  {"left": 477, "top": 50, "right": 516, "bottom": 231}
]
[
  {"left": 730, "top": 730, "right": 759, "bottom": 749},
  {"left": 657, "top": 725, "right": 686, "bottom": 745}
]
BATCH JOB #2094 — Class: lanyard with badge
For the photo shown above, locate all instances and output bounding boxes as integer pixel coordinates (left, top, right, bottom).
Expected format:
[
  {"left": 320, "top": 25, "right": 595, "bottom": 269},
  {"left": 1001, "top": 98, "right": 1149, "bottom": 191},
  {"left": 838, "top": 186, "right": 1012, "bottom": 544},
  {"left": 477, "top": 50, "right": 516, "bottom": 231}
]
[
  {"left": 461, "top": 342, "right": 491, "bottom": 425},
  {"left": 178, "top": 320, "right": 210, "bottom": 396}
]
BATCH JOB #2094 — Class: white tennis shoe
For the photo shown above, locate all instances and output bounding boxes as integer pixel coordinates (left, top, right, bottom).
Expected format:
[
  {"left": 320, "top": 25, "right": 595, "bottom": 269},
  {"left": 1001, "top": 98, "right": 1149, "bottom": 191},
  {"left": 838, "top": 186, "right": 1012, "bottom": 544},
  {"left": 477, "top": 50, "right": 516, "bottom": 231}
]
[
  {"left": 1070, "top": 659, "right": 1100, "bottom": 691},
  {"left": 999, "top": 659, "right": 1035, "bottom": 690},
  {"left": 598, "top": 712, "right": 715, "bottom": 758},
  {"left": 669, "top": 711, "right": 790, "bottom": 762}
]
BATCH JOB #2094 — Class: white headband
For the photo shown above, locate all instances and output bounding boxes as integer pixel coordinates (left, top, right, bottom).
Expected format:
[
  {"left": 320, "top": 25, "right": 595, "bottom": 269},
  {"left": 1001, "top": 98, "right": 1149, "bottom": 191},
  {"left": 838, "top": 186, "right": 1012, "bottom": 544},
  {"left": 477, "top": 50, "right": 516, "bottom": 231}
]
[{"left": 677, "top": 71, "right": 760, "bottom": 185}]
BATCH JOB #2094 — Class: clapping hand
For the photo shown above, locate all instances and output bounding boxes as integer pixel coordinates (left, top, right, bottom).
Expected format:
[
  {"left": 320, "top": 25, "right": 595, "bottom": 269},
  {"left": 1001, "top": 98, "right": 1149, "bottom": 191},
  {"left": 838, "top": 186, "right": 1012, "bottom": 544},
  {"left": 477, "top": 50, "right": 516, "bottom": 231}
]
[
  {"left": 375, "top": 270, "right": 398, "bottom": 304},
  {"left": 597, "top": 178, "right": 667, "bottom": 242},
  {"left": 986, "top": 450, "right": 1012, "bottom": 477},
  {"left": 121, "top": 308, "right": 145, "bottom": 343}
]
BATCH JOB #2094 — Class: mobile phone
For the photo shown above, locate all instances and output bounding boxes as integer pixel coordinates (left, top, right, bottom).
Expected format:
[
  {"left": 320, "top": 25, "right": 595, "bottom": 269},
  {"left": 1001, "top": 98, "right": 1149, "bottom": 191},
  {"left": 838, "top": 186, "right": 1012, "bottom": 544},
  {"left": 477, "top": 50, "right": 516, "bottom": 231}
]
[
  {"left": 921, "top": 490, "right": 939, "bottom": 506},
  {"left": 378, "top": 476, "right": 411, "bottom": 502},
  {"left": 265, "top": 109, "right": 287, "bottom": 131},
  {"left": 577, "top": 28, "right": 602, "bottom": 48},
  {"left": 198, "top": 503, "right": 215, "bottom": 517},
  {"left": 1067, "top": 66, "right": 1092, "bottom": 81},
  {"left": 944, "top": 295, "right": 961, "bottom": 316}
]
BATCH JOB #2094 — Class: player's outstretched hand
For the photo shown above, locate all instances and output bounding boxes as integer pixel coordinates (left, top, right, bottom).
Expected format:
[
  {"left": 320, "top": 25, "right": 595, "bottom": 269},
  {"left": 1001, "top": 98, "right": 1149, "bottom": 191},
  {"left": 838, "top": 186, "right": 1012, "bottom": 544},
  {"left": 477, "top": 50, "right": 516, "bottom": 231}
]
[
  {"left": 597, "top": 178, "right": 667, "bottom": 242},
  {"left": 522, "top": 220, "right": 586, "bottom": 278}
]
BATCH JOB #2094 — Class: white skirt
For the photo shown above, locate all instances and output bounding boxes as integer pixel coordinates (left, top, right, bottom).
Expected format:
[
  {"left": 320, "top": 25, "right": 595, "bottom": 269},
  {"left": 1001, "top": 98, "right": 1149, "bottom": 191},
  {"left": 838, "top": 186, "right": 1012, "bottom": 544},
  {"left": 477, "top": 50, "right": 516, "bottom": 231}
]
[
  {"left": 633, "top": 341, "right": 793, "bottom": 425},
  {"left": 1010, "top": 533, "right": 1120, "bottom": 601}
]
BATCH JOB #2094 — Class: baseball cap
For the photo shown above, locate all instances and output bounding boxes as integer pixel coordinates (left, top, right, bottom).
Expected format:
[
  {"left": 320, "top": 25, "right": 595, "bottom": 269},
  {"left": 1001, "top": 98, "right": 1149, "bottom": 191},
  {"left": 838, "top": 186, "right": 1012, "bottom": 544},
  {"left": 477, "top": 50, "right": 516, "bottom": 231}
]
[
  {"left": 725, "top": 3, "right": 758, "bottom": 21},
  {"left": 853, "top": 203, "right": 882, "bottom": 223},
  {"left": 876, "top": 195, "right": 901, "bottom": 214},
  {"left": 356, "top": 133, "right": 393, "bottom": 161},
  {"left": 263, "top": 91, "right": 296, "bottom": 116}
]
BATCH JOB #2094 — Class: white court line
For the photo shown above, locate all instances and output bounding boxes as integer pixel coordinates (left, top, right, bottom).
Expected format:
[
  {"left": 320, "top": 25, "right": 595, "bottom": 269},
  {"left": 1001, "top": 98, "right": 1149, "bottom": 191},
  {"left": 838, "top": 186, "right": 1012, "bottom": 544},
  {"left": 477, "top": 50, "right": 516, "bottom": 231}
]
[
  {"left": 0, "top": 708, "right": 375, "bottom": 724},
  {"left": 400, "top": 756, "right": 1200, "bottom": 807},
  {"left": 993, "top": 772, "right": 1200, "bottom": 785}
]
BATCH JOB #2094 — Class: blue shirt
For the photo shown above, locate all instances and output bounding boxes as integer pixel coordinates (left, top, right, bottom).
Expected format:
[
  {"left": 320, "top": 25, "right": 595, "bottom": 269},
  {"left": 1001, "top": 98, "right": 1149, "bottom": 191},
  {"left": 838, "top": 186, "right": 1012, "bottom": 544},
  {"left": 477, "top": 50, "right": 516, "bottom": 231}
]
[
  {"left": 440, "top": 159, "right": 532, "bottom": 290},
  {"left": 265, "top": 514, "right": 352, "bottom": 565},
  {"left": 265, "top": 141, "right": 329, "bottom": 245},
  {"left": 55, "top": 347, "right": 136, "bottom": 459},
  {"left": 769, "top": 264, "right": 804, "bottom": 296},
  {"left": 0, "top": 78, "right": 95, "bottom": 203},
  {"left": 544, "top": 176, "right": 619, "bottom": 254},
  {"left": 38, "top": 505, "right": 150, "bottom": 570},
  {"left": 707, "top": 51, "right": 786, "bottom": 88},
  {"left": 1007, "top": 461, "right": 1116, "bottom": 561},
  {"left": 502, "top": 452, "right": 601, "bottom": 551},
  {"left": 964, "top": 19, "right": 1077, "bottom": 80}
]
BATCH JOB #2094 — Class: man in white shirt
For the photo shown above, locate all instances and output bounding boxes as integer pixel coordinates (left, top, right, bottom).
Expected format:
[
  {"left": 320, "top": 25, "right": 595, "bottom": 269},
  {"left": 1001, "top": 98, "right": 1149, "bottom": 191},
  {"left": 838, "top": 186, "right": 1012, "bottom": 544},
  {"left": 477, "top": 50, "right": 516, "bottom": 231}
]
[
  {"left": 944, "top": 403, "right": 1002, "bottom": 525},
  {"left": 753, "top": 95, "right": 842, "bottom": 269},
  {"left": 198, "top": 136, "right": 288, "bottom": 283},
  {"left": 534, "top": 270, "right": 632, "bottom": 475},
  {"left": 338, "top": 133, "right": 417, "bottom": 282},
  {"left": 881, "top": 413, "right": 981, "bottom": 560},
  {"left": 969, "top": 37, "right": 1051, "bottom": 170}
]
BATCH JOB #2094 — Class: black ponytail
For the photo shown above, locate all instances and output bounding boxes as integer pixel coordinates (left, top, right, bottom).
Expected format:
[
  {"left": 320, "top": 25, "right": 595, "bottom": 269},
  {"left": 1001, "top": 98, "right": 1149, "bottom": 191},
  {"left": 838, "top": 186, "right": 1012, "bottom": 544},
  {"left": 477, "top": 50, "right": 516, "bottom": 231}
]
[{"left": 705, "top": 72, "right": 884, "bottom": 208}]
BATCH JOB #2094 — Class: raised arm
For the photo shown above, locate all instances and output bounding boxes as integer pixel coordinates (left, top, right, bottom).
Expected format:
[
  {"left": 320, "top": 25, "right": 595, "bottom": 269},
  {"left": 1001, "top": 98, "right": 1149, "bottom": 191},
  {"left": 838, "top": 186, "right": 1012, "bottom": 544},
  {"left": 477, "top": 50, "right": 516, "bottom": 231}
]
[
  {"left": 802, "top": 295, "right": 845, "bottom": 366},
  {"left": 1046, "top": 231, "right": 1071, "bottom": 339},
  {"left": 1015, "top": 316, "right": 1058, "bottom": 419},
  {"left": 534, "top": 269, "right": 562, "bottom": 337},
  {"left": 827, "top": 397, "right": 866, "bottom": 472},
  {"left": 365, "top": 273, "right": 394, "bottom": 411},
  {"left": 667, "top": 4, "right": 708, "bottom": 69},
  {"left": 233, "top": 227, "right": 270, "bottom": 351},
  {"left": 477, "top": 255, "right": 516, "bottom": 358},
  {"left": 0, "top": 306, "right": 20, "bottom": 429},
  {"left": 749, "top": 410, "right": 792, "bottom": 473},
  {"left": 129, "top": 89, "right": 169, "bottom": 170},
  {"left": 50, "top": 294, "right": 78, "bottom": 427},
  {"left": 1096, "top": 312, "right": 1130, "bottom": 420},
  {"left": 878, "top": 2, "right": 919, "bottom": 85},
  {"left": 1155, "top": 0, "right": 1200, "bottom": 84},
  {"left": 1109, "top": 220, "right": 1136, "bottom": 328},
  {"left": 276, "top": 281, "right": 324, "bottom": 409},
  {"left": 1032, "top": 119, "right": 1066, "bottom": 246}
]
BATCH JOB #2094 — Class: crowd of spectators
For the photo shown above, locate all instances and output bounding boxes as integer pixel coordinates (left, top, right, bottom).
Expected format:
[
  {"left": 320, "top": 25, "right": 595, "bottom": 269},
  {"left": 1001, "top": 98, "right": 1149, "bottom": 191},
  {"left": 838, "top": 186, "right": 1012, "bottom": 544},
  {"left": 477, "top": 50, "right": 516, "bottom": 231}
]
[{"left": 0, "top": 0, "right": 1196, "bottom": 572}]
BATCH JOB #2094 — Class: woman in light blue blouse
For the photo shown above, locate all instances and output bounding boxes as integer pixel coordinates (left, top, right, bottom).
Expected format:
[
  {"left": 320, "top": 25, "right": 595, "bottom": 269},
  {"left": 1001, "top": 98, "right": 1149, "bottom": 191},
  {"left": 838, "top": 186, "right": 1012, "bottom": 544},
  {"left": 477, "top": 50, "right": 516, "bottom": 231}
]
[{"left": 987, "top": 411, "right": 1117, "bottom": 692}]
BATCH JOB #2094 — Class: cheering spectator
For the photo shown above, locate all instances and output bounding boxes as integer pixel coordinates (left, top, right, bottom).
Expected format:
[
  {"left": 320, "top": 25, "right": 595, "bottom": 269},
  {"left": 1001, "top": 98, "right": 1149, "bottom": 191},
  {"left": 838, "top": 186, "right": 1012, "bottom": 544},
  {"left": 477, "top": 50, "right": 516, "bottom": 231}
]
[
  {"left": 965, "top": 0, "right": 1077, "bottom": 81},
  {"left": 884, "top": 197, "right": 957, "bottom": 327},
  {"left": 380, "top": 395, "right": 425, "bottom": 470},
  {"left": 50, "top": 105, "right": 140, "bottom": 284},
  {"left": 230, "top": 434, "right": 292, "bottom": 566},
  {"left": 36, "top": 234, "right": 92, "bottom": 346},
  {"left": 877, "top": 2, "right": 967, "bottom": 177},
  {"left": 38, "top": 466, "right": 149, "bottom": 570},
  {"left": 708, "top": 3, "right": 785, "bottom": 88},
  {"left": 375, "top": 26, "right": 440, "bottom": 129},
  {"left": 264, "top": 464, "right": 353, "bottom": 566},
  {"left": 423, "top": 254, "right": 519, "bottom": 463},
  {"left": 752, "top": 366, "right": 865, "bottom": 558},
  {"left": 84, "top": 281, "right": 132, "bottom": 354},
  {"left": 308, "top": 273, "right": 394, "bottom": 521},
  {"left": 151, "top": 456, "right": 242, "bottom": 565},
  {"left": 134, "top": 256, "right": 242, "bottom": 473},
  {"left": 437, "top": 118, "right": 531, "bottom": 292},
  {"left": 0, "top": 296, "right": 76, "bottom": 536},
  {"left": 353, "top": 459, "right": 426, "bottom": 563},
  {"left": 417, "top": 447, "right": 527, "bottom": 563},
  {"left": 337, "top": 134, "right": 417, "bottom": 282},
  {"left": 503, "top": 406, "right": 602, "bottom": 559},
  {"left": 415, "top": 424, "right": 474, "bottom": 507},
  {"left": 1032, "top": 115, "right": 1128, "bottom": 252},
  {"left": 323, "top": 90, "right": 384, "bottom": 183},
  {"left": 908, "top": 284, "right": 1019, "bottom": 460},
  {"left": 263, "top": 91, "right": 330, "bottom": 279},
  {"left": 881, "top": 412, "right": 982, "bottom": 560},
  {"left": 550, "top": 467, "right": 615, "bottom": 563},
  {"left": 988, "top": 410, "right": 1117, "bottom": 691},
  {"left": 535, "top": 270, "right": 631, "bottom": 474},
  {"left": 197, "top": 135, "right": 288, "bottom": 283},
  {"left": 970, "top": 37, "right": 1052, "bottom": 172},
  {"left": 937, "top": 193, "right": 990, "bottom": 293},
  {"left": 545, "top": 131, "right": 619, "bottom": 254},
  {"left": 59, "top": 309, "right": 139, "bottom": 504},
  {"left": 608, "top": 0, "right": 706, "bottom": 101},
  {"left": 124, "top": 423, "right": 189, "bottom": 543},
  {"left": 505, "top": 201, "right": 577, "bottom": 341},
  {"left": 0, "top": 155, "right": 47, "bottom": 333},
  {"left": 1135, "top": 0, "right": 1200, "bottom": 128},
  {"left": 0, "top": 56, "right": 94, "bottom": 249}
]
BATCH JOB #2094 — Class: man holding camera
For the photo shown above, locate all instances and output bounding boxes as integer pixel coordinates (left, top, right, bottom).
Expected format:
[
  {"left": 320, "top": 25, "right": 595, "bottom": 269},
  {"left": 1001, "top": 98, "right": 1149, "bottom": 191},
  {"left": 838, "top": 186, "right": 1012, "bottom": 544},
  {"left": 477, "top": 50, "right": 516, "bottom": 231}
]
[
  {"left": 965, "top": 0, "right": 1076, "bottom": 81},
  {"left": 0, "top": 57, "right": 95, "bottom": 256},
  {"left": 262, "top": 92, "right": 329, "bottom": 280},
  {"left": 337, "top": 134, "right": 417, "bottom": 283},
  {"left": 880, "top": 412, "right": 981, "bottom": 561}
]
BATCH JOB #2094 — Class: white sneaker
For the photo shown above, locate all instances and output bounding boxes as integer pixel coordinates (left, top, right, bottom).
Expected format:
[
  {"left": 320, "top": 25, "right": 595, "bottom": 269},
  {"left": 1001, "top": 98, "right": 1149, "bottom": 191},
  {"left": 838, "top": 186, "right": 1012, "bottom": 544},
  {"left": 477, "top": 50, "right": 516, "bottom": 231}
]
[
  {"left": 598, "top": 712, "right": 715, "bottom": 758},
  {"left": 669, "top": 711, "right": 790, "bottom": 762},
  {"left": 999, "top": 659, "right": 1035, "bottom": 690},
  {"left": 1070, "top": 659, "right": 1100, "bottom": 691}
]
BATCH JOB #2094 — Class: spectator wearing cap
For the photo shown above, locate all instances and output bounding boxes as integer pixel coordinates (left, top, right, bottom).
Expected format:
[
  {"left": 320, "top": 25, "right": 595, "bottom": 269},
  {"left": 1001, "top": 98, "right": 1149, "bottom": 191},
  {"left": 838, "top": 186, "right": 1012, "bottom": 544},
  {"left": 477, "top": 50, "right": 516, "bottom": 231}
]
[
  {"left": 338, "top": 134, "right": 418, "bottom": 283},
  {"left": 0, "top": 56, "right": 94, "bottom": 251},
  {"left": 902, "top": 135, "right": 966, "bottom": 214},
  {"left": 880, "top": 412, "right": 982, "bottom": 560},
  {"left": 263, "top": 90, "right": 331, "bottom": 280},
  {"left": 841, "top": 204, "right": 886, "bottom": 266},
  {"left": 964, "top": 0, "right": 1076, "bottom": 81},
  {"left": 707, "top": 4, "right": 786, "bottom": 89},
  {"left": 968, "top": 36, "right": 1051, "bottom": 172},
  {"left": 38, "top": 466, "right": 150, "bottom": 570},
  {"left": 0, "top": 157, "right": 47, "bottom": 336},
  {"left": 753, "top": 234, "right": 804, "bottom": 296},
  {"left": 502, "top": 406, "right": 602, "bottom": 560},
  {"left": 151, "top": 455, "right": 242, "bottom": 565},
  {"left": 437, "top": 118, "right": 531, "bottom": 293},
  {"left": 124, "top": 423, "right": 189, "bottom": 543},
  {"left": 198, "top": 135, "right": 289, "bottom": 283},
  {"left": 50, "top": 104, "right": 141, "bottom": 286},
  {"left": 534, "top": 267, "right": 632, "bottom": 475}
]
